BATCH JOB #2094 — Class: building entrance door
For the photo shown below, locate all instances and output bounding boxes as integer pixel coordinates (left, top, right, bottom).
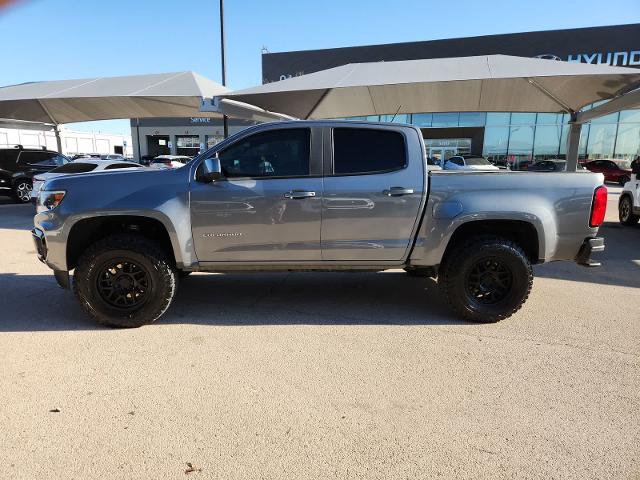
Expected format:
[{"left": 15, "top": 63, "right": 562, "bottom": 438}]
[{"left": 147, "top": 135, "right": 170, "bottom": 157}]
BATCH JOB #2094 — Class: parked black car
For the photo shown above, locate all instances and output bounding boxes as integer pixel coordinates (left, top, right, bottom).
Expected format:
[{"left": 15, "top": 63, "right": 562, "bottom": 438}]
[
  {"left": 528, "top": 159, "right": 586, "bottom": 172},
  {"left": 0, "top": 145, "right": 70, "bottom": 203}
]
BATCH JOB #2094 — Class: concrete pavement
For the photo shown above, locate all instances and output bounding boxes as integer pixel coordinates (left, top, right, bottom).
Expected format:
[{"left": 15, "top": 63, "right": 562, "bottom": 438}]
[{"left": 0, "top": 188, "right": 638, "bottom": 479}]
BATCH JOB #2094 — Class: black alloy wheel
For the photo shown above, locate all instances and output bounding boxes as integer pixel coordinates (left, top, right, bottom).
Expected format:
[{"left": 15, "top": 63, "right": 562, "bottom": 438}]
[
  {"left": 465, "top": 257, "right": 514, "bottom": 306},
  {"left": 13, "top": 180, "right": 32, "bottom": 203},
  {"left": 96, "top": 259, "right": 152, "bottom": 311}
]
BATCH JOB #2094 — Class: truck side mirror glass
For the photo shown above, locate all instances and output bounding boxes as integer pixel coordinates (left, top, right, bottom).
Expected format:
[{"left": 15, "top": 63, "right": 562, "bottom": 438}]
[
  {"left": 632, "top": 161, "right": 640, "bottom": 175},
  {"left": 196, "top": 155, "right": 223, "bottom": 183}
]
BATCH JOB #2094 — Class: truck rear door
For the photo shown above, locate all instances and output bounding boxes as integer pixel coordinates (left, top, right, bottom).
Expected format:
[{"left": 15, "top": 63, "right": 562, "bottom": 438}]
[{"left": 321, "top": 125, "right": 426, "bottom": 261}]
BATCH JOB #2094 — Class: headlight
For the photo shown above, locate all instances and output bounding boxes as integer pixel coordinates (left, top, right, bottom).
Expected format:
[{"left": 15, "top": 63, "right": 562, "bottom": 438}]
[{"left": 37, "top": 190, "right": 66, "bottom": 212}]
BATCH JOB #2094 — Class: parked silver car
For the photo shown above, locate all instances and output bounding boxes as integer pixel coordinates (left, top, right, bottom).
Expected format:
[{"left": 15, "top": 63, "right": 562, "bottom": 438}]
[{"left": 31, "top": 159, "right": 141, "bottom": 201}]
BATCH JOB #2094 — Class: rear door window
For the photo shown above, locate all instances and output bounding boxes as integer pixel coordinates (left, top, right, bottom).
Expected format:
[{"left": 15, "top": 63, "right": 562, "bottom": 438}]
[
  {"left": 104, "top": 163, "right": 139, "bottom": 170},
  {"left": 50, "top": 163, "right": 97, "bottom": 174},
  {"left": 18, "top": 151, "right": 68, "bottom": 166},
  {"left": 332, "top": 128, "right": 406, "bottom": 175},
  {"left": 0, "top": 150, "right": 19, "bottom": 169}
]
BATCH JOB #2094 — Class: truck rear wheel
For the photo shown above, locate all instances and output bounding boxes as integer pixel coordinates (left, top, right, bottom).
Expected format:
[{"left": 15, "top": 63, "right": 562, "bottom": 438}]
[
  {"left": 619, "top": 195, "right": 639, "bottom": 225},
  {"left": 73, "top": 234, "right": 177, "bottom": 328},
  {"left": 440, "top": 235, "right": 533, "bottom": 323}
]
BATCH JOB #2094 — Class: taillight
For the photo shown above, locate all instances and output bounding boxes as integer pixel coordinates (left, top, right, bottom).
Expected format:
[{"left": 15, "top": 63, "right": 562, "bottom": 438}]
[{"left": 589, "top": 185, "right": 607, "bottom": 227}]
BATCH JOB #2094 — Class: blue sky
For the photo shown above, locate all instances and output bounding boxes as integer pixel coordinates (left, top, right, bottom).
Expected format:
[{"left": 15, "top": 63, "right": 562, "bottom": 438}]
[{"left": 1, "top": 0, "right": 639, "bottom": 134}]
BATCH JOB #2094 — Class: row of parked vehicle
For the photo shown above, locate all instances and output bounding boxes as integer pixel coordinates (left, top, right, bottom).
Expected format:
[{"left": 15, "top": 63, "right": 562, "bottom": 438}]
[
  {"left": 0, "top": 145, "right": 193, "bottom": 204},
  {"left": 434, "top": 155, "right": 634, "bottom": 187}
]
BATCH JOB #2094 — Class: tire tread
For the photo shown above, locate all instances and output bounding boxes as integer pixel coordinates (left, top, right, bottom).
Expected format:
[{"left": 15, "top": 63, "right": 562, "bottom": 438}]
[
  {"left": 73, "top": 233, "right": 176, "bottom": 328},
  {"left": 440, "top": 235, "right": 533, "bottom": 323}
]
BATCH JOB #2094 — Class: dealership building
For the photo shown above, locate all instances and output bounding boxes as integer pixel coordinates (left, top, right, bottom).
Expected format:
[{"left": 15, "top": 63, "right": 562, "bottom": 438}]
[{"left": 135, "top": 24, "right": 640, "bottom": 164}]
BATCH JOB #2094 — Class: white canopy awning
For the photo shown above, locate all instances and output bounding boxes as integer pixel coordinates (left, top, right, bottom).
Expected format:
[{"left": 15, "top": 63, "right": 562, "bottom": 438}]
[
  {"left": 0, "top": 71, "right": 230, "bottom": 124},
  {"left": 222, "top": 55, "right": 640, "bottom": 119}
]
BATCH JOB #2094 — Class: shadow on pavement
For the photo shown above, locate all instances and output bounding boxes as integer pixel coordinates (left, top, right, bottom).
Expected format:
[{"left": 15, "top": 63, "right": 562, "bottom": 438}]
[
  {"left": 0, "top": 271, "right": 465, "bottom": 332},
  {"left": 534, "top": 221, "right": 640, "bottom": 289},
  {"left": 0, "top": 200, "right": 35, "bottom": 230}
]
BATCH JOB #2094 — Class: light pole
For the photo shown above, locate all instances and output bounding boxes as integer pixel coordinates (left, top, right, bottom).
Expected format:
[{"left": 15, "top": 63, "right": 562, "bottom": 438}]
[{"left": 219, "top": 0, "right": 229, "bottom": 139}]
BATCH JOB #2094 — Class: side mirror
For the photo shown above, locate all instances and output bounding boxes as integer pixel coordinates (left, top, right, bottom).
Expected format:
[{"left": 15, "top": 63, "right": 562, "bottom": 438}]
[
  {"left": 196, "top": 155, "right": 223, "bottom": 183},
  {"left": 632, "top": 161, "right": 640, "bottom": 175}
]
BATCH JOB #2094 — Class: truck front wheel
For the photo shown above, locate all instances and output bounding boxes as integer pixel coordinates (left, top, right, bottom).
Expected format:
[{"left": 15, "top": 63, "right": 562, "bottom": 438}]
[
  {"left": 73, "top": 234, "right": 177, "bottom": 328},
  {"left": 440, "top": 235, "right": 533, "bottom": 323}
]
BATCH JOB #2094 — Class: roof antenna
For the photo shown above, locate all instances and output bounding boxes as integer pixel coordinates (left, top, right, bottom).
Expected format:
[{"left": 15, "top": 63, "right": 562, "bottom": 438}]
[{"left": 390, "top": 105, "right": 402, "bottom": 122}]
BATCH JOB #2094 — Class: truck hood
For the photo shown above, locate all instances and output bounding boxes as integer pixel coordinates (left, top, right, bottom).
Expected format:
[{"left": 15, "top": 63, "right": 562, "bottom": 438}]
[{"left": 41, "top": 166, "right": 192, "bottom": 216}]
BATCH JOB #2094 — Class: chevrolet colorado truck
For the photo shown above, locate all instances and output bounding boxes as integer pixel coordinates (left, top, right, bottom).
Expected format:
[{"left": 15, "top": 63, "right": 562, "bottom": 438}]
[{"left": 32, "top": 121, "right": 607, "bottom": 327}]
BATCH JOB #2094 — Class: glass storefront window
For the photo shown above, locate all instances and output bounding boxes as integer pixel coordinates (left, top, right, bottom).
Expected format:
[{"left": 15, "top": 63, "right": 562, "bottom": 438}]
[
  {"left": 613, "top": 123, "right": 640, "bottom": 160},
  {"left": 507, "top": 125, "right": 534, "bottom": 169},
  {"left": 482, "top": 126, "right": 509, "bottom": 165},
  {"left": 432, "top": 113, "right": 459, "bottom": 127},
  {"left": 458, "top": 112, "right": 486, "bottom": 126},
  {"left": 536, "top": 113, "right": 563, "bottom": 124},
  {"left": 510, "top": 113, "right": 537, "bottom": 125},
  {"left": 379, "top": 114, "right": 410, "bottom": 123},
  {"left": 586, "top": 123, "right": 617, "bottom": 159},
  {"left": 485, "top": 112, "right": 511, "bottom": 125},
  {"left": 619, "top": 110, "right": 640, "bottom": 123},
  {"left": 579, "top": 124, "right": 589, "bottom": 157},
  {"left": 533, "top": 125, "right": 562, "bottom": 159},
  {"left": 412, "top": 113, "right": 432, "bottom": 127},
  {"left": 590, "top": 112, "right": 619, "bottom": 124}
]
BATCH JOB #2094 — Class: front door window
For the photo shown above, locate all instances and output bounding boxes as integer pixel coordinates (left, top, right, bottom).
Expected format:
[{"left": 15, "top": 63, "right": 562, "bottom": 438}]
[{"left": 190, "top": 128, "right": 322, "bottom": 262}]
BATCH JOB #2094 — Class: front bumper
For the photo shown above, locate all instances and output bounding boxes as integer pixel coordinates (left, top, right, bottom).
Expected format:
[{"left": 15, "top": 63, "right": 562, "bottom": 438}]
[
  {"left": 32, "top": 227, "right": 70, "bottom": 289},
  {"left": 32, "top": 228, "right": 47, "bottom": 263},
  {"left": 575, "top": 237, "right": 605, "bottom": 267}
]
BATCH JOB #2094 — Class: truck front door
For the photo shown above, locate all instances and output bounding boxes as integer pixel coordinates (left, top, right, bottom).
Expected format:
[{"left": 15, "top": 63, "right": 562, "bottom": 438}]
[
  {"left": 321, "top": 125, "right": 425, "bottom": 261},
  {"left": 190, "top": 126, "right": 323, "bottom": 262}
]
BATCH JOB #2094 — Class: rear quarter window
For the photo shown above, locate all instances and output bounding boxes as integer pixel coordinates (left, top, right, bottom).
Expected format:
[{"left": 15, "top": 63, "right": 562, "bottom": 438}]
[{"left": 332, "top": 128, "right": 406, "bottom": 175}]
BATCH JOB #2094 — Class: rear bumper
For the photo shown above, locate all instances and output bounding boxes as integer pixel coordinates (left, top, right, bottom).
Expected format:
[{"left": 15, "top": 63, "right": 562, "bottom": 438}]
[{"left": 575, "top": 237, "right": 605, "bottom": 267}]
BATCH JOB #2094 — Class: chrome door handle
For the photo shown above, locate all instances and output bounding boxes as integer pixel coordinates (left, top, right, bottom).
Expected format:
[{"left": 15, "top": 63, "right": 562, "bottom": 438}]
[
  {"left": 284, "top": 190, "right": 316, "bottom": 199},
  {"left": 383, "top": 187, "right": 414, "bottom": 196}
]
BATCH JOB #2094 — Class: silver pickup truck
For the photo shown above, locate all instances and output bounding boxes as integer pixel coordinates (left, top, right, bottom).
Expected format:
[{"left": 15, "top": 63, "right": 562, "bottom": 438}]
[{"left": 32, "top": 121, "right": 607, "bottom": 327}]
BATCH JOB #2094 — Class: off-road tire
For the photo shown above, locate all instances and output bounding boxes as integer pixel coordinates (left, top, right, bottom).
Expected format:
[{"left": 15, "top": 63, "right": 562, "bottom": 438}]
[
  {"left": 12, "top": 179, "right": 32, "bottom": 203},
  {"left": 73, "top": 234, "right": 177, "bottom": 328},
  {"left": 619, "top": 195, "right": 639, "bottom": 225},
  {"left": 440, "top": 235, "right": 533, "bottom": 323}
]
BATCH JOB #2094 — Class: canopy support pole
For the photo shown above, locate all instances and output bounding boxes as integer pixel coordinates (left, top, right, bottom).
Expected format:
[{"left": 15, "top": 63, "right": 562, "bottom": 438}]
[
  {"left": 53, "top": 125, "right": 62, "bottom": 153},
  {"left": 36, "top": 99, "right": 63, "bottom": 153},
  {"left": 566, "top": 115, "right": 582, "bottom": 172},
  {"left": 219, "top": 0, "right": 229, "bottom": 138}
]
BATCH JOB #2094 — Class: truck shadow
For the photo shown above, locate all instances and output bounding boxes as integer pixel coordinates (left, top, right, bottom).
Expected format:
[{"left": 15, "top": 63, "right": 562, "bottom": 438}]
[
  {"left": 534, "top": 221, "right": 640, "bottom": 289},
  {"left": 0, "top": 271, "right": 465, "bottom": 332}
]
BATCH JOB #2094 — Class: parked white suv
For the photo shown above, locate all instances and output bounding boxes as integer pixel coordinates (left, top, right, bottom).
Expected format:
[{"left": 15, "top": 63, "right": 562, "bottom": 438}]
[{"left": 618, "top": 158, "right": 640, "bottom": 225}]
